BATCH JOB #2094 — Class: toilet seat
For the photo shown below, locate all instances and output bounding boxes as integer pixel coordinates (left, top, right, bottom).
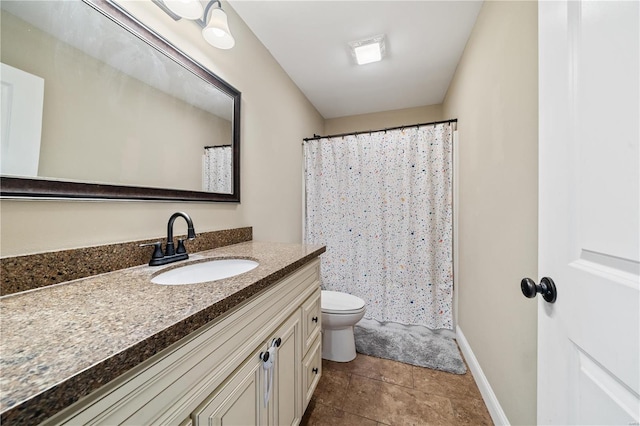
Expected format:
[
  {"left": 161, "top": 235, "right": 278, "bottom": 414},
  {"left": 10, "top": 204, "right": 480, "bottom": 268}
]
[{"left": 321, "top": 290, "right": 366, "bottom": 315}]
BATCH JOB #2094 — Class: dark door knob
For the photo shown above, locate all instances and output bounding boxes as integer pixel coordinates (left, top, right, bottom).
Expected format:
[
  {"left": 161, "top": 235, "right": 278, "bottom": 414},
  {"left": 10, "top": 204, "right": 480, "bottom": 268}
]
[{"left": 521, "top": 277, "right": 557, "bottom": 303}]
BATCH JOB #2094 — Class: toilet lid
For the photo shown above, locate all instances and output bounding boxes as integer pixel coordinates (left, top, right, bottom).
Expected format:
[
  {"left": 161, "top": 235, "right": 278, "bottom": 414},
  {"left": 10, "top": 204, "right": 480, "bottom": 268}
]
[{"left": 321, "top": 290, "right": 366, "bottom": 314}]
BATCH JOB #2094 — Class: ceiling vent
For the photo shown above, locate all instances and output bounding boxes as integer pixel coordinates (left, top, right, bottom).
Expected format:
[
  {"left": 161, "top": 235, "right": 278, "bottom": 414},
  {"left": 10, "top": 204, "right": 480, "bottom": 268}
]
[{"left": 349, "top": 34, "right": 386, "bottom": 65}]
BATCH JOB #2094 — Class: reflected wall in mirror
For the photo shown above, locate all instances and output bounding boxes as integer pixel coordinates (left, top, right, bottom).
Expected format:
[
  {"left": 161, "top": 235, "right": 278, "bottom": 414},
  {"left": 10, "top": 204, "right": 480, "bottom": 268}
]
[{"left": 0, "top": 0, "right": 240, "bottom": 201}]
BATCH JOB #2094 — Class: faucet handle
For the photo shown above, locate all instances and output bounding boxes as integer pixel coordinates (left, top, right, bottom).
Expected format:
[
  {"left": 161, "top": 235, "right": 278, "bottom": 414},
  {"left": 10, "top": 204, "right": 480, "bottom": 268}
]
[
  {"left": 176, "top": 239, "right": 187, "bottom": 254},
  {"left": 140, "top": 242, "right": 164, "bottom": 260}
]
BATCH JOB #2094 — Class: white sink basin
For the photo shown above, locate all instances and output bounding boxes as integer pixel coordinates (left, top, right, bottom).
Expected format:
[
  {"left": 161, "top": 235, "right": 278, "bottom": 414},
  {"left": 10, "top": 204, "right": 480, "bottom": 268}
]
[{"left": 151, "top": 258, "right": 259, "bottom": 285}]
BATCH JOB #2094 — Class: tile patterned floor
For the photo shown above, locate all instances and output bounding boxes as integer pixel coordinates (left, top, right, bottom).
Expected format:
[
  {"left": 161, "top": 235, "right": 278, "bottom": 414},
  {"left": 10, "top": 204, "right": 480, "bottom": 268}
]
[{"left": 301, "top": 353, "right": 493, "bottom": 426}]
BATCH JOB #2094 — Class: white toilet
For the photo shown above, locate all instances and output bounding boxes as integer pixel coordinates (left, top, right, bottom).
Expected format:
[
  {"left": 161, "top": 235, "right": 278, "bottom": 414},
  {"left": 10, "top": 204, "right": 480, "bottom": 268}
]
[{"left": 321, "top": 290, "right": 366, "bottom": 362}]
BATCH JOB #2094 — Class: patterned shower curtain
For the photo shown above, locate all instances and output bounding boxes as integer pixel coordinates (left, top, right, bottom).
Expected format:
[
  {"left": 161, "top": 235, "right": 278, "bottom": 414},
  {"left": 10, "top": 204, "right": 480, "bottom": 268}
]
[
  {"left": 304, "top": 123, "right": 453, "bottom": 329},
  {"left": 203, "top": 145, "right": 232, "bottom": 193}
]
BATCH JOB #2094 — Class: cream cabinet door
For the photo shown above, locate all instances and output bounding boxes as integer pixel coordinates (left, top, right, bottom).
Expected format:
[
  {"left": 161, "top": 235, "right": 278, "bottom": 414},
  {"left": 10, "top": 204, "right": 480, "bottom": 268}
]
[
  {"left": 191, "top": 345, "right": 267, "bottom": 426},
  {"left": 271, "top": 311, "right": 302, "bottom": 426}
]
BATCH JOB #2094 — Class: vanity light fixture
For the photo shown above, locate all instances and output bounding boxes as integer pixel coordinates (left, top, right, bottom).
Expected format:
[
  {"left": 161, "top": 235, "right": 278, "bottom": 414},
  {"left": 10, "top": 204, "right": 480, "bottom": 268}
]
[
  {"left": 349, "top": 34, "right": 386, "bottom": 65},
  {"left": 153, "top": 0, "right": 235, "bottom": 49}
]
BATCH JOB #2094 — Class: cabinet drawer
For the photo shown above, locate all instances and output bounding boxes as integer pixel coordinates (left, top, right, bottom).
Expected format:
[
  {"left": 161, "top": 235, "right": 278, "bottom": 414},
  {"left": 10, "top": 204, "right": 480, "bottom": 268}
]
[
  {"left": 301, "top": 334, "right": 322, "bottom": 411},
  {"left": 301, "top": 289, "right": 321, "bottom": 354}
]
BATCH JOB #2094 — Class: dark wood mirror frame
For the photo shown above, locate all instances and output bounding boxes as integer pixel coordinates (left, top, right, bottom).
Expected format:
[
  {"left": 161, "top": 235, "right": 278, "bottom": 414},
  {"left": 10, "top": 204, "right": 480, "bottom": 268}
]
[{"left": 0, "top": 0, "right": 241, "bottom": 202}]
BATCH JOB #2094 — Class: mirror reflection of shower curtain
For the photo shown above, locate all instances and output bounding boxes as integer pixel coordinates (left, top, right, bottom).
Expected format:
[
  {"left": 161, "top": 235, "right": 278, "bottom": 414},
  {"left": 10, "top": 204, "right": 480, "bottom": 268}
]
[
  {"left": 304, "top": 123, "right": 453, "bottom": 329},
  {"left": 203, "top": 145, "right": 232, "bottom": 193}
]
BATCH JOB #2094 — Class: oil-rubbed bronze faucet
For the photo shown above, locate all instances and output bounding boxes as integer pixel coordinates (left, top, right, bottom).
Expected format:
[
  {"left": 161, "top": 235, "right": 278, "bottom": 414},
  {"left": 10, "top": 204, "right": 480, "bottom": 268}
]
[{"left": 143, "top": 212, "right": 197, "bottom": 266}]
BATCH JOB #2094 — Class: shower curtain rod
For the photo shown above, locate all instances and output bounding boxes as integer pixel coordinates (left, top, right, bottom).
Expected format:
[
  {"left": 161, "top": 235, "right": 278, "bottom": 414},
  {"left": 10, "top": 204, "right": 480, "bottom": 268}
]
[{"left": 303, "top": 118, "right": 457, "bottom": 142}]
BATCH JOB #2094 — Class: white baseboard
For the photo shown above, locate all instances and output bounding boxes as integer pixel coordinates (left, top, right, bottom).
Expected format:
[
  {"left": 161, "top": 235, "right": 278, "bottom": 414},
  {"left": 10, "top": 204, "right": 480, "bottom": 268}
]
[{"left": 456, "top": 326, "right": 510, "bottom": 425}]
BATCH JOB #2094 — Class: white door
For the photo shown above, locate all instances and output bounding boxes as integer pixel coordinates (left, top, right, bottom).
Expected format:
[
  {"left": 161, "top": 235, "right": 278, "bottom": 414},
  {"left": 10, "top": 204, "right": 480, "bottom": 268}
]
[
  {"left": 537, "top": 1, "right": 639, "bottom": 424},
  {"left": 0, "top": 62, "right": 45, "bottom": 177}
]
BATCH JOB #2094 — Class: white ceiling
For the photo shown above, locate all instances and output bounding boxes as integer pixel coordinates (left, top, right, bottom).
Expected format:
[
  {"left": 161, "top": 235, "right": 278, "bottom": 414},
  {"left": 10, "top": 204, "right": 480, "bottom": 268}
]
[{"left": 228, "top": 1, "right": 483, "bottom": 119}]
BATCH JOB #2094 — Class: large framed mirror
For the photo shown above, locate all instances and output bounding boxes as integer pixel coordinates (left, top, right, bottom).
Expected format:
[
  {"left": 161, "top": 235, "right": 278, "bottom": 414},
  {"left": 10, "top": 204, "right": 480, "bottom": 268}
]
[{"left": 0, "top": 0, "right": 240, "bottom": 202}]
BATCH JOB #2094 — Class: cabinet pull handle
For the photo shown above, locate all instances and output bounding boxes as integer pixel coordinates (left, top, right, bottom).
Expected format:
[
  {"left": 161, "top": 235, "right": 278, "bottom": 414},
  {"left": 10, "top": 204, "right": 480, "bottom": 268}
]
[
  {"left": 312, "top": 316, "right": 318, "bottom": 323},
  {"left": 312, "top": 367, "right": 319, "bottom": 374},
  {"left": 262, "top": 346, "right": 277, "bottom": 407}
]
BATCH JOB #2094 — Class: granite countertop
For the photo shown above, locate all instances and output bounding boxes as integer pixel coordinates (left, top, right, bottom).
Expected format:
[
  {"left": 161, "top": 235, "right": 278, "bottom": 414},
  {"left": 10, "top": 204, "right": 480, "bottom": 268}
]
[{"left": 0, "top": 241, "right": 325, "bottom": 424}]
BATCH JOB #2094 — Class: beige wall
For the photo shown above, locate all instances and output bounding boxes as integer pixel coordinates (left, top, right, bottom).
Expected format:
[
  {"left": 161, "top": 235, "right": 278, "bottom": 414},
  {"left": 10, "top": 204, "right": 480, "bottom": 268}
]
[
  {"left": 442, "top": 1, "right": 538, "bottom": 424},
  {"left": 0, "top": 1, "right": 324, "bottom": 257},
  {"left": 324, "top": 104, "right": 442, "bottom": 135}
]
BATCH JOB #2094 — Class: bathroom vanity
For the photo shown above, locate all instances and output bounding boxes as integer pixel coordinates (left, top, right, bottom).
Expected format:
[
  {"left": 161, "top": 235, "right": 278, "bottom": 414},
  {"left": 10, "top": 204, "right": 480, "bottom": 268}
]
[{"left": 0, "top": 241, "right": 324, "bottom": 425}]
